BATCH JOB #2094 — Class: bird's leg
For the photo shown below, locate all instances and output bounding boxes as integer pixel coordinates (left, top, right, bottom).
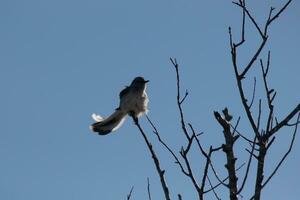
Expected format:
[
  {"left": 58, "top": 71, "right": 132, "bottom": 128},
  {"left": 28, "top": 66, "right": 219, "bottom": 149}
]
[{"left": 129, "top": 111, "right": 138, "bottom": 124}]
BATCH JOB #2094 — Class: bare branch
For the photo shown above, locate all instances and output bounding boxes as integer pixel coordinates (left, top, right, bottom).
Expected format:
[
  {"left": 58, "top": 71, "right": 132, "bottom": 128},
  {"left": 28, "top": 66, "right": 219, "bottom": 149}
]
[
  {"left": 233, "top": 1, "right": 265, "bottom": 39},
  {"left": 237, "top": 136, "right": 257, "bottom": 194},
  {"left": 257, "top": 99, "right": 262, "bottom": 132},
  {"left": 265, "top": 0, "right": 292, "bottom": 30},
  {"left": 200, "top": 146, "right": 213, "bottom": 199},
  {"left": 264, "top": 7, "right": 275, "bottom": 35},
  {"left": 178, "top": 194, "right": 183, "bottom": 200},
  {"left": 253, "top": 141, "right": 268, "bottom": 200},
  {"left": 180, "top": 89, "right": 189, "bottom": 105},
  {"left": 133, "top": 117, "right": 171, "bottom": 200},
  {"left": 207, "top": 176, "right": 221, "bottom": 200},
  {"left": 249, "top": 77, "right": 257, "bottom": 109},
  {"left": 269, "top": 104, "right": 300, "bottom": 137},
  {"left": 170, "top": 58, "right": 191, "bottom": 140},
  {"left": 260, "top": 53, "right": 275, "bottom": 133},
  {"left": 240, "top": 38, "right": 267, "bottom": 79},
  {"left": 146, "top": 114, "right": 189, "bottom": 176},
  {"left": 214, "top": 109, "right": 238, "bottom": 200},
  {"left": 235, "top": 0, "right": 246, "bottom": 47},
  {"left": 262, "top": 113, "right": 300, "bottom": 188},
  {"left": 127, "top": 186, "right": 134, "bottom": 200},
  {"left": 232, "top": 117, "right": 241, "bottom": 136},
  {"left": 229, "top": 28, "right": 260, "bottom": 138},
  {"left": 147, "top": 178, "right": 152, "bottom": 200},
  {"left": 204, "top": 163, "right": 245, "bottom": 194}
]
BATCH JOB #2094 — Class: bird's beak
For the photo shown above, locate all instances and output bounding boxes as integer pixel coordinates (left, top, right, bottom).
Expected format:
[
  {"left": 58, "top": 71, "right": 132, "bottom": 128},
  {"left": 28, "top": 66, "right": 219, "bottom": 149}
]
[{"left": 144, "top": 80, "right": 150, "bottom": 83}]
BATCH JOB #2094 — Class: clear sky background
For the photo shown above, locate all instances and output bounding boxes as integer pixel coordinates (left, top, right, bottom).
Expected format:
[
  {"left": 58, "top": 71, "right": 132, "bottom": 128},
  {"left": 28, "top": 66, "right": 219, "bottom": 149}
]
[{"left": 1, "top": 0, "right": 299, "bottom": 199}]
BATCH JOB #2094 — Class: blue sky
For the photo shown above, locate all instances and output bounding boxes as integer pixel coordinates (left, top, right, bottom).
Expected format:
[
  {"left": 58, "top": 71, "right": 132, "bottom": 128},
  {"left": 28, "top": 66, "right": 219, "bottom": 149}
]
[{"left": 1, "top": 0, "right": 299, "bottom": 199}]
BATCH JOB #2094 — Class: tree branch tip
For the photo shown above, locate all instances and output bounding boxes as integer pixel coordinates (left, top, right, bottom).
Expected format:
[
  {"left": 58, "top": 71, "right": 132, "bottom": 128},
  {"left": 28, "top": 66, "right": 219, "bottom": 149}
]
[
  {"left": 233, "top": 135, "right": 240, "bottom": 142},
  {"left": 196, "top": 132, "right": 204, "bottom": 137}
]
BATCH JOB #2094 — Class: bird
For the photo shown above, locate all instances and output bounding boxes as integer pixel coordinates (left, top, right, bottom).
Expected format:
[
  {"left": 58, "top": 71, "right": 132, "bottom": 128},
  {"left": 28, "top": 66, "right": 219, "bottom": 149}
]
[{"left": 90, "top": 76, "right": 149, "bottom": 135}]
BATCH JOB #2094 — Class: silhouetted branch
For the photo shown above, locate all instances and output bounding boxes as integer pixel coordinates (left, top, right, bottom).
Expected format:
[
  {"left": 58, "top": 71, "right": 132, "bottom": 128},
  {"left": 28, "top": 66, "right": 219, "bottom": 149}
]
[
  {"left": 188, "top": 124, "right": 228, "bottom": 193},
  {"left": 170, "top": 57, "right": 190, "bottom": 140},
  {"left": 249, "top": 77, "right": 257, "bottom": 109},
  {"left": 204, "top": 163, "right": 245, "bottom": 194},
  {"left": 200, "top": 146, "right": 216, "bottom": 199},
  {"left": 180, "top": 146, "right": 201, "bottom": 198},
  {"left": 229, "top": 2, "right": 296, "bottom": 199},
  {"left": 146, "top": 114, "right": 189, "bottom": 176},
  {"left": 237, "top": 136, "right": 257, "bottom": 194},
  {"left": 230, "top": 123, "right": 257, "bottom": 145},
  {"left": 269, "top": 104, "right": 300, "bottom": 137},
  {"left": 257, "top": 99, "right": 262, "bottom": 132},
  {"left": 133, "top": 117, "right": 171, "bottom": 200},
  {"left": 232, "top": 1, "right": 264, "bottom": 39},
  {"left": 127, "top": 186, "right": 134, "bottom": 200},
  {"left": 214, "top": 109, "right": 238, "bottom": 200},
  {"left": 229, "top": 27, "right": 260, "bottom": 138},
  {"left": 147, "top": 178, "right": 152, "bottom": 200},
  {"left": 235, "top": 0, "right": 246, "bottom": 47},
  {"left": 207, "top": 176, "right": 221, "bottom": 200},
  {"left": 262, "top": 113, "right": 300, "bottom": 188},
  {"left": 178, "top": 194, "right": 183, "bottom": 200},
  {"left": 265, "top": 0, "right": 292, "bottom": 33}
]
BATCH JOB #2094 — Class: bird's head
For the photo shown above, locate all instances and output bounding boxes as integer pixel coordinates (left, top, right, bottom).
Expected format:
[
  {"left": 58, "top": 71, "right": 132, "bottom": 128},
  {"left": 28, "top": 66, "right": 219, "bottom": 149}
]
[
  {"left": 130, "top": 76, "right": 149, "bottom": 90},
  {"left": 131, "top": 76, "right": 149, "bottom": 85}
]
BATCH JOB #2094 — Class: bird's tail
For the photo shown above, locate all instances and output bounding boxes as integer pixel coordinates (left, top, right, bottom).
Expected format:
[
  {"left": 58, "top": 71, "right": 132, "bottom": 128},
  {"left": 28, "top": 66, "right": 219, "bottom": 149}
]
[{"left": 90, "top": 110, "right": 127, "bottom": 135}]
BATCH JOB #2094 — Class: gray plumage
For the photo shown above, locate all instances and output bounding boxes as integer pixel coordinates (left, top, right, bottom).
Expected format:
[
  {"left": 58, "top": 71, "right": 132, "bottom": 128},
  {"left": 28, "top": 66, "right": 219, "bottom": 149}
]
[{"left": 90, "top": 77, "right": 149, "bottom": 135}]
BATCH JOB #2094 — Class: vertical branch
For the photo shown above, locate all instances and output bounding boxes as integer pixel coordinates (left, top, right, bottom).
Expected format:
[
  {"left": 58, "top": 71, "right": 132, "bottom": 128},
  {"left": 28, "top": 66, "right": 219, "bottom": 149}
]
[
  {"left": 235, "top": 0, "right": 246, "bottom": 47},
  {"left": 214, "top": 109, "right": 238, "bottom": 200},
  {"left": 237, "top": 136, "right": 257, "bottom": 194},
  {"left": 170, "top": 58, "right": 190, "bottom": 140},
  {"left": 228, "top": 27, "right": 260, "bottom": 138},
  {"left": 253, "top": 141, "right": 267, "bottom": 200},
  {"left": 260, "top": 53, "right": 275, "bottom": 133},
  {"left": 147, "top": 178, "right": 152, "bottom": 200},
  {"left": 230, "top": 2, "right": 296, "bottom": 200}
]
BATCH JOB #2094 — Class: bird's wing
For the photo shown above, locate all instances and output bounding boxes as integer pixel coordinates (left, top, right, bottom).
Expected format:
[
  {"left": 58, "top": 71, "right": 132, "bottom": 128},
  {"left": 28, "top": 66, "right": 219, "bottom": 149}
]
[{"left": 119, "top": 86, "right": 130, "bottom": 99}]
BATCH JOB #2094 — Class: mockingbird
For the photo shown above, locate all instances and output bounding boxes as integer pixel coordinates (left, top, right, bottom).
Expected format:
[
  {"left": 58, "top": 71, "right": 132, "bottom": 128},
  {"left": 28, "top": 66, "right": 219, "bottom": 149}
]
[{"left": 90, "top": 76, "right": 149, "bottom": 135}]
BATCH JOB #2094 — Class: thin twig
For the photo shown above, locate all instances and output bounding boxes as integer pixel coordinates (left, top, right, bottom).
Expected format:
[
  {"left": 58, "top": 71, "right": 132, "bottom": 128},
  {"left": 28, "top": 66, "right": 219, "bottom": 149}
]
[
  {"left": 237, "top": 136, "right": 257, "bottom": 194},
  {"left": 235, "top": 0, "right": 246, "bottom": 47},
  {"left": 266, "top": 0, "right": 292, "bottom": 29},
  {"left": 146, "top": 114, "right": 189, "bottom": 176},
  {"left": 200, "top": 146, "right": 214, "bottom": 198},
  {"left": 147, "top": 177, "right": 152, "bottom": 200},
  {"left": 170, "top": 58, "right": 190, "bottom": 140},
  {"left": 233, "top": 1, "right": 265, "bottom": 39},
  {"left": 262, "top": 112, "right": 300, "bottom": 188},
  {"left": 269, "top": 104, "right": 300, "bottom": 137},
  {"left": 127, "top": 186, "right": 134, "bottom": 200},
  {"left": 204, "top": 163, "right": 245, "bottom": 194},
  {"left": 257, "top": 99, "right": 262, "bottom": 132},
  {"left": 249, "top": 77, "right": 257, "bottom": 109},
  {"left": 207, "top": 176, "right": 221, "bottom": 200},
  {"left": 232, "top": 117, "right": 241, "bottom": 136}
]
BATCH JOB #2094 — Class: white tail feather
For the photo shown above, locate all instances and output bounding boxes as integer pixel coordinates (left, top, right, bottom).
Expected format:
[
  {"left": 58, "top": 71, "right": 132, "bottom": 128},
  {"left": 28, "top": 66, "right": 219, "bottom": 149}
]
[{"left": 91, "top": 113, "right": 104, "bottom": 122}]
